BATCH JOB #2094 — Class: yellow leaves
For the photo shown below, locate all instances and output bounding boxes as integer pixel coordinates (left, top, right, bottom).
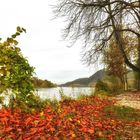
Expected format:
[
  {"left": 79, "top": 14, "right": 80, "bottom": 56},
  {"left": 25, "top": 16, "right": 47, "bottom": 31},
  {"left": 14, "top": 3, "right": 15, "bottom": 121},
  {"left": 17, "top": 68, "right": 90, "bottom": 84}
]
[
  {"left": 77, "top": 120, "right": 81, "bottom": 124},
  {"left": 71, "top": 133, "right": 76, "bottom": 138},
  {"left": 40, "top": 112, "right": 46, "bottom": 120},
  {"left": 33, "top": 119, "right": 40, "bottom": 126},
  {"left": 68, "top": 117, "right": 72, "bottom": 121},
  {"left": 57, "top": 108, "right": 62, "bottom": 113},
  {"left": 96, "top": 131, "right": 104, "bottom": 137},
  {"left": 69, "top": 130, "right": 76, "bottom": 138},
  {"left": 40, "top": 111, "right": 44, "bottom": 116},
  {"left": 31, "top": 108, "right": 35, "bottom": 112}
]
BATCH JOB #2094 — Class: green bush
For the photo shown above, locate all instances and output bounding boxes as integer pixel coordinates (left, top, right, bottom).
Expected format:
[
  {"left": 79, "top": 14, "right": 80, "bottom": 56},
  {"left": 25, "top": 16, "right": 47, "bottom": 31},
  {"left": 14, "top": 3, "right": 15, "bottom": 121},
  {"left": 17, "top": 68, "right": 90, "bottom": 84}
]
[
  {"left": 104, "top": 76, "right": 124, "bottom": 94},
  {"left": 8, "top": 93, "right": 46, "bottom": 112},
  {"left": 95, "top": 80, "right": 110, "bottom": 92},
  {"left": 94, "top": 80, "right": 110, "bottom": 97},
  {"left": 94, "top": 91, "right": 109, "bottom": 97},
  {"left": 0, "top": 27, "right": 47, "bottom": 112},
  {"left": 95, "top": 76, "right": 124, "bottom": 96}
]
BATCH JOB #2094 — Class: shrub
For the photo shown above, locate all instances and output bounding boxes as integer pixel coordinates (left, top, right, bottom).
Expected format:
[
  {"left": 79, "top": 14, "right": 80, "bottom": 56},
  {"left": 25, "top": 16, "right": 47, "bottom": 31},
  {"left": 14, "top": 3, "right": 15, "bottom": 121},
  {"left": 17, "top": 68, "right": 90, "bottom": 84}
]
[
  {"left": 104, "top": 76, "right": 124, "bottom": 94},
  {"left": 95, "top": 80, "right": 109, "bottom": 92},
  {"left": 0, "top": 27, "right": 46, "bottom": 111}
]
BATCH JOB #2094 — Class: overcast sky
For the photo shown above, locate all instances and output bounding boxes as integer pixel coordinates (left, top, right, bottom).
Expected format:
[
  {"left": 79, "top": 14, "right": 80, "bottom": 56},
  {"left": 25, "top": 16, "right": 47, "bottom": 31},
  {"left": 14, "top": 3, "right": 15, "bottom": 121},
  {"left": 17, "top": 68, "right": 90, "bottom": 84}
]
[{"left": 0, "top": 0, "right": 102, "bottom": 84}]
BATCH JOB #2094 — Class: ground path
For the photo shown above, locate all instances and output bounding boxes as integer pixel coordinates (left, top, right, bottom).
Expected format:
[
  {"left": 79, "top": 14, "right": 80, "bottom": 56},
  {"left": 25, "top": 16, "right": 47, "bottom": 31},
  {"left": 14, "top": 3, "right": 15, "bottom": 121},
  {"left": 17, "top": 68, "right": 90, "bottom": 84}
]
[
  {"left": 111, "top": 91, "right": 140, "bottom": 110},
  {"left": 109, "top": 92, "right": 140, "bottom": 140}
]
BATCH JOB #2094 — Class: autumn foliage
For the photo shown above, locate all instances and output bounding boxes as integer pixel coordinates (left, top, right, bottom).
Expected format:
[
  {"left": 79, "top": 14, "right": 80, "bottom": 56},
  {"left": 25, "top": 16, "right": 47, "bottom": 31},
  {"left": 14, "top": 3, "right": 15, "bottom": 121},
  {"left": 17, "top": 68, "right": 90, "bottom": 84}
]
[{"left": 0, "top": 96, "right": 140, "bottom": 140}]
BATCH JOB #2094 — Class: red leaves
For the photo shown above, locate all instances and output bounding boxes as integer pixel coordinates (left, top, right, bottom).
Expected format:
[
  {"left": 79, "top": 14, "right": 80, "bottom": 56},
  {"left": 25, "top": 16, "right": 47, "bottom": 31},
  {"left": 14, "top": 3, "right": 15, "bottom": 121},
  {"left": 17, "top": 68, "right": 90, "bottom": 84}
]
[
  {"left": 25, "top": 117, "right": 32, "bottom": 126},
  {"left": 0, "top": 97, "right": 139, "bottom": 139}
]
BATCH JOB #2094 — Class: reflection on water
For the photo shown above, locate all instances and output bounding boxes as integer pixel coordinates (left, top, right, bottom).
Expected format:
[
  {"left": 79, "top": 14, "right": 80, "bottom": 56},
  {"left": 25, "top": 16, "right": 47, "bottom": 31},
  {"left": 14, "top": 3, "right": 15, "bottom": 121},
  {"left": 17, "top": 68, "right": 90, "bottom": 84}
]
[{"left": 36, "top": 87, "right": 95, "bottom": 100}]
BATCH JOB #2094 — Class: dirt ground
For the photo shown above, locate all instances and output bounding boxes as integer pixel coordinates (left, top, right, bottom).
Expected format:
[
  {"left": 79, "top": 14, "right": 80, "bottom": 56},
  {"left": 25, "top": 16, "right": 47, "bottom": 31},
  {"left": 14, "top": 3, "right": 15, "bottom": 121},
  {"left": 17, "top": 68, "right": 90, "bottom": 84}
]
[{"left": 112, "top": 91, "right": 140, "bottom": 110}]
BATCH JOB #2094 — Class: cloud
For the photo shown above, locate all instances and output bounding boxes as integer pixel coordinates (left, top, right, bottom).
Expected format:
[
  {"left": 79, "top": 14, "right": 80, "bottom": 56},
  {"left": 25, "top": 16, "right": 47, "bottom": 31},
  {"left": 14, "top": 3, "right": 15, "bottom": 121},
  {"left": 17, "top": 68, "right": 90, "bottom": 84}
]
[
  {"left": 35, "top": 69, "right": 94, "bottom": 84},
  {"left": 0, "top": 0, "right": 102, "bottom": 83}
]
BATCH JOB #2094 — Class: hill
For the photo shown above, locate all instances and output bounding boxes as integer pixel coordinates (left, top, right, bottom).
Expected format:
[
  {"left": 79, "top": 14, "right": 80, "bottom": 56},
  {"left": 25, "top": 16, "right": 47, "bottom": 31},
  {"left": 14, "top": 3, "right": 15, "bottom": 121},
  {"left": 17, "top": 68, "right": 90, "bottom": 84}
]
[
  {"left": 61, "top": 69, "right": 105, "bottom": 87},
  {"left": 33, "top": 77, "right": 57, "bottom": 88}
]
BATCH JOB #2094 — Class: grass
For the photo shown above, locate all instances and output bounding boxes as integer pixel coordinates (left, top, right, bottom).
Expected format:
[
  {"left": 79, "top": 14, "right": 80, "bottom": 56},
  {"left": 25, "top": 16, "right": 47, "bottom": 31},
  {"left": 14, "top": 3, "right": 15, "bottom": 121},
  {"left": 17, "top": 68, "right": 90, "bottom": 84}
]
[
  {"left": 104, "top": 105, "right": 140, "bottom": 121},
  {"left": 103, "top": 103, "right": 140, "bottom": 139}
]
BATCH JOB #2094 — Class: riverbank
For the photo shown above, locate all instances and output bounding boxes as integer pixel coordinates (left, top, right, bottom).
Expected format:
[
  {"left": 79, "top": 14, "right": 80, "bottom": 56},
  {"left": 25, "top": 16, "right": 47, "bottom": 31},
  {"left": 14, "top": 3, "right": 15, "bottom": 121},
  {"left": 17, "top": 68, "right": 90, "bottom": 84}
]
[{"left": 0, "top": 93, "right": 140, "bottom": 139}]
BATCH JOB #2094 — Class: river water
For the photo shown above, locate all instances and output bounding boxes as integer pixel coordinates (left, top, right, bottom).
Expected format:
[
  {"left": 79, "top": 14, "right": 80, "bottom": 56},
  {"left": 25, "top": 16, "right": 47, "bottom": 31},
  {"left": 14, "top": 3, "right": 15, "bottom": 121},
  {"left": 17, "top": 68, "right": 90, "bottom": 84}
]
[
  {"left": 35, "top": 87, "right": 95, "bottom": 101},
  {"left": 1, "top": 87, "right": 95, "bottom": 107}
]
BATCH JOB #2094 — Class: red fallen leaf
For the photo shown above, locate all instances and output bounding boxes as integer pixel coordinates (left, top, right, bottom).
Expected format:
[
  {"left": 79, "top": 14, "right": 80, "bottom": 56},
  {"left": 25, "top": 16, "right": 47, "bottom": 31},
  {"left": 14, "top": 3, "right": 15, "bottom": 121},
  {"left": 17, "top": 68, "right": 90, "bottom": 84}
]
[
  {"left": 44, "top": 107, "right": 52, "bottom": 113},
  {"left": 11, "top": 119, "right": 20, "bottom": 124},
  {"left": 1, "top": 117, "right": 8, "bottom": 126},
  {"left": 107, "top": 134, "right": 115, "bottom": 140},
  {"left": 95, "top": 122, "right": 102, "bottom": 128},
  {"left": 17, "top": 128, "right": 22, "bottom": 132},
  {"left": 6, "top": 132, "right": 16, "bottom": 138},
  {"left": 54, "top": 120, "right": 61, "bottom": 125},
  {"left": 17, "top": 135, "right": 24, "bottom": 140},
  {"left": 38, "top": 136, "right": 47, "bottom": 140},
  {"left": 46, "top": 115, "right": 53, "bottom": 121},
  {"left": 28, "top": 128, "right": 37, "bottom": 135},
  {"left": 5, "top": 127, "right": 13, "bottom": 132},
  {"left": 135, "top": 121, "right": 140, "bottom": 127},
  {"left": 31, "top": 115, "right": 40, "bottom": 120},
  {"left": 49, "top": 127, "right": 55, "bottom": 132},
  {"left": 0, "top": 109, "right": 10, "bottom": 117},
  {"left": 87, "top": 128, "right": 94, "bottom": 134},
  {"left": 0, "top": 113, "right": 8, "bottom": 117},
  {"left": 104, "top": 125, "right": 112, "bottom": 129},
  {"left": 23, "top": 137, "right": 31, "bottom": 140},
  {"left": 25, "top": 117, "right": 32, "bottom": 125},
  {"left": 84, "top": 134, "right": 90, "bottom": 140},
  {"left": 37, "top": 121, "right": 47, "bottom": 127},
  {"left": 80, "top": 127, "right": 93, "bottom": 134},
  {"left": 80, "top": 120, "right": 87, "bottom": 125}
]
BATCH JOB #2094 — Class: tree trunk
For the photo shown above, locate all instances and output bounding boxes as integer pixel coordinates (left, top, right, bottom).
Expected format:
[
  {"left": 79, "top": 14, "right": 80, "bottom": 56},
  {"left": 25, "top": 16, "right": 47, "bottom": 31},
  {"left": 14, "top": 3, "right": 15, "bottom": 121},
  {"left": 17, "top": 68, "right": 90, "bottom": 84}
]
[
  {"left": 124, "top": 64, "right": 128, "bottom": 91},
  {"left": 137, "top": 0, "right": 140, "bottom": 90},
  {"left": 136, "top": 37, "right": 140, "bottom": 90}
]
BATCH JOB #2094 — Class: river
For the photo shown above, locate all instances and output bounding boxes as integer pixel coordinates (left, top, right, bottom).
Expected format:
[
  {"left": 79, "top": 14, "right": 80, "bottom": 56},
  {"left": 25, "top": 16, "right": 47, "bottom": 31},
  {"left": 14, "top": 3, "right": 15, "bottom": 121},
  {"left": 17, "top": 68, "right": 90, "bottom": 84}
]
[
  {"left": 36, "top": 87, "right": 95, "bottom": 100},
  {"left": 1, "top": 87, "right": 95, "bottom": 106}
]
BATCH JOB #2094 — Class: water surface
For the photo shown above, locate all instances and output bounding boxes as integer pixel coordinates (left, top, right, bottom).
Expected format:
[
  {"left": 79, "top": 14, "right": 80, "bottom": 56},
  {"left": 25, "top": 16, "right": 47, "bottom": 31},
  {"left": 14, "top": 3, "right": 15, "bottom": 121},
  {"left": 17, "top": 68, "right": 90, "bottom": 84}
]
[{"left": 36, "top": 87, "right": 94, "bottom": 100}]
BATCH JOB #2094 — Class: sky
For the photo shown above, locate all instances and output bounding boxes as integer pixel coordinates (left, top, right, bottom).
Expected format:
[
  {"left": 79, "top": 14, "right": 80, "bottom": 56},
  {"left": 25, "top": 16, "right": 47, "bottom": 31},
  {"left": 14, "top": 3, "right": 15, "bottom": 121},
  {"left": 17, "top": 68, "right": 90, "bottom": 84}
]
[{"left": 0, "top": 0, "right": 102, "bottom": 84}]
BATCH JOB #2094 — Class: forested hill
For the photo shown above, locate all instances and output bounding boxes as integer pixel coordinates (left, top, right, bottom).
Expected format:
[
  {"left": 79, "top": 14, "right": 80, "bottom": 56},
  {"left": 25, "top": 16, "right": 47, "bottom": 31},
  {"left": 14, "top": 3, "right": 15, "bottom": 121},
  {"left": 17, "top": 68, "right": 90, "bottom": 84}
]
[
  {"left": 33, "top": 77, "right": 57, "bottom": 88},
  {"left": 61, "top": 69, "right": 105, "bottom": 87}
]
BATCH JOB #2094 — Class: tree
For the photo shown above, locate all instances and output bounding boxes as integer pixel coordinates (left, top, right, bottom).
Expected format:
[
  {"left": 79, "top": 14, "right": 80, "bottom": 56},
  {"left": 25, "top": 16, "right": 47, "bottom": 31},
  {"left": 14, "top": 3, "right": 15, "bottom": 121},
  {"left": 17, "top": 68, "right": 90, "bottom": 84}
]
[
  {"left": 104, "top": 39, "right": 126, "bottom": 88},
  {"left": 0, "top": 27, "right": 35, "bottom": 108},
  {"left": 54, "top": 0, "right": 140, "bottom": 78},
  {"left": 104, "top": 33, "right": 138, "bottom": 90}
]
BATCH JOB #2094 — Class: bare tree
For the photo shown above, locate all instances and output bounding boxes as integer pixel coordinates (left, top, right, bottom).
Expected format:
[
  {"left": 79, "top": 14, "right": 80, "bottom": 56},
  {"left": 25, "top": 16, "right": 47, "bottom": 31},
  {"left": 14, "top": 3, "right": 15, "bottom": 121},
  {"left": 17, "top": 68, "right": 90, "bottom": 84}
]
[{"left": 53, "top": 0, "right": 140, "bottom": 71}]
